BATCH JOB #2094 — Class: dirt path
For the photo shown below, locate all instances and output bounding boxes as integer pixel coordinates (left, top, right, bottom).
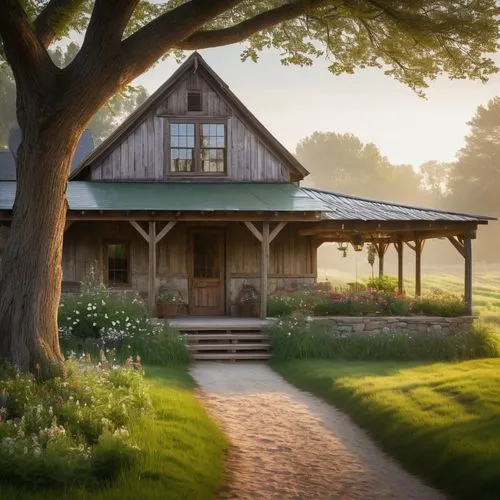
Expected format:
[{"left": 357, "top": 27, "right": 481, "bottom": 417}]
[{"left": 190, "top": 362, "right": 445, "bottom": 500}]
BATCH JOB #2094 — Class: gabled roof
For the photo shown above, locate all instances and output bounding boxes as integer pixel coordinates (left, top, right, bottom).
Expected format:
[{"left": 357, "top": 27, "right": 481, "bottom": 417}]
[
  {"left": 0, "top": 181, "right": 492, "bottom": 223},
  {"left": 71, "top": 52, "right": 309, "bottom": 181}
]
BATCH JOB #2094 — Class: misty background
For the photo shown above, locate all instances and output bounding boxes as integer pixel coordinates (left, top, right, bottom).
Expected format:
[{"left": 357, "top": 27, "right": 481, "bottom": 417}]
[{"left": 1, "top": 43, "right": 499, "bottom": 282}]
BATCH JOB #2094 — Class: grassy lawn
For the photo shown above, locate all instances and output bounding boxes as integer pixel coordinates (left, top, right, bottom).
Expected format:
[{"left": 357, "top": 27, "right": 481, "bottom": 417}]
[
  {"left": 274, "top": 358, "right": 500, "bottom": 499},
  {"left": 3, "top": 366, "right": 227, "bottom": 500}
]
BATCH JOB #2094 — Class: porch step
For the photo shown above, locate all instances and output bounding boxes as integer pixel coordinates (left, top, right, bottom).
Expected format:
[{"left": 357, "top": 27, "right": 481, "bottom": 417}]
[
  {"left": 193, "top": 352, "right": 270, "bottom": 361},
  {"left": 188, "top": 343, "right": 271, "bottom": 351},
  {"left": 187, "top": 333, "right": 270, "bottom": 342}
]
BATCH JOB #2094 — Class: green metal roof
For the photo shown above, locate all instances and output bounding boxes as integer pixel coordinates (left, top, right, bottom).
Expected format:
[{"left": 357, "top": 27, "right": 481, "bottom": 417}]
[
  {"left": 0, "top": 181, "right": 326, "bottom": 212},
  {"left": 0, "top": 181, "right": 492, "bottom": 222}
]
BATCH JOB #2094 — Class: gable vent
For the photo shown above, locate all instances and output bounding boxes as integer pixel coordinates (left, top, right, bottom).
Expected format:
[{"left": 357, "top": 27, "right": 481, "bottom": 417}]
[{"left": 187, "top": 91, "right": 202, "bottom": 112}]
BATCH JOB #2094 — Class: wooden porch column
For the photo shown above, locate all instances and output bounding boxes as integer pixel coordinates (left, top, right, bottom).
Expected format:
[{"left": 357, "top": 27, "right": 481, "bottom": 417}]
[
  {"left": 415, "top": 238, "right": 423, "bottom": 297},
  {"left": 448, "top": 235, "right": 473, "bottom": 315},
  {"left": 395, "top": 241, "right": 403, "bottom": 294},
  {"left": 464, "top": 237, "right": 472, "bottom": 315},
  {"left": 374, "top": 242, "right": 388, "bottom": 278},
  {"left": 261, "top": 222, "right": 270, "bottom": 319},
  {"left": 148, "top": 221, "right": 156, "bottom": 315},
  {"left": 243, "top": 221, "right": 286, "bottom": 319},
  {"left": 129, "top": 220, "right": 177, "bottom": 316},
  {"left": 406, "top": 239, "right": 424, "bottom": 297}
]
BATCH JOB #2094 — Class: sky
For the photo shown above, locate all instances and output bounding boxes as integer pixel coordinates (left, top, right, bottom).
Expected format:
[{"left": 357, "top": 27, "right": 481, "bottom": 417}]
[{"left": 135, "top": 44, "right": 500, "bottom": 168}]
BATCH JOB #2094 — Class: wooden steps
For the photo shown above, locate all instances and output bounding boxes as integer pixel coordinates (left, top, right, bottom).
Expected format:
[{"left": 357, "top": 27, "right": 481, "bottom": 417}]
[
  {"left": 175, "top": 317, "right": 272, "bottom": 361},
  {"left": 193, "top": 352, "right": 270, "bottom": 361},
  {"left": 189, "top": 343, "right": 271, "bottom": 351}
]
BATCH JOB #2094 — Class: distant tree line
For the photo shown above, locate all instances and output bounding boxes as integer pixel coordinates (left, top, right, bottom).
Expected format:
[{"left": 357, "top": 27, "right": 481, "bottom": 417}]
[{"left": 296, "top": 97, "right": 500, "bottom": 262}]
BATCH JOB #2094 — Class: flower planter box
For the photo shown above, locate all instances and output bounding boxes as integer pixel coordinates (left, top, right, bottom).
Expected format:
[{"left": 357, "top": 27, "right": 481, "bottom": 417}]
[
  {"left": 157, "top": 301, "right": 182, "bottom": 318},
  {"left": 237, "top": 302, "right": 258, "bottom": 317}
]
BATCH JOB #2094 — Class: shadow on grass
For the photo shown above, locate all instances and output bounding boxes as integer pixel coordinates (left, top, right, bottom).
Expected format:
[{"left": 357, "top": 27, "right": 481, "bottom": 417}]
[{"left": 273, "top": 358, "right": 500, "bottom": 500}]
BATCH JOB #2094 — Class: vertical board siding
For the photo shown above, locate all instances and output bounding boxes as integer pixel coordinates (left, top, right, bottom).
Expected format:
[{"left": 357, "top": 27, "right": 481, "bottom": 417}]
[
  {"left": 88, "top": 69, "right": 291, "bottom": 182},
  {"left": 62, "top": 222, "right": 316, "bottom": 308}
]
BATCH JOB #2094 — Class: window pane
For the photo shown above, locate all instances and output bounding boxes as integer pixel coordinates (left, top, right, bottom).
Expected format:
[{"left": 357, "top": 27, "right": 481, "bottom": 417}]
[
  {"left": 170, "top": 123, "right": 179, "bottom": 135},
  {"left": 187, "top": 123, "right": 195, "bottom": 135},
  {"left": 108, "top": 244, "right": 128, "bottom": 284},
  {"left": 216, "top": 136, "right": 225, "bottom": 147},
  {"left": 217, "top": 124, "right": 224, "bottom": 136},
  {"left": 179, "top": 136, "right": 187, "bottom": 147},
  {"left": 202, "top": 124, "right": 210, "bottom": 136},
  {"left": 171, "top": 136, "right": 179, "bottom": 147},
  {"left": 179, "top": 123, "right": 186, "bottom": 135},
  {"left": 209, "top": 124, "right": 217, "bottom": 136}
]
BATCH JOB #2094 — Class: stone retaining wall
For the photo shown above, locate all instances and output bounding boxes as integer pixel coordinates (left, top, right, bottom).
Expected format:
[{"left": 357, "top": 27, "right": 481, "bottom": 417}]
[{"left": 310, "top": 316, "right": 475, "bottom": 335}]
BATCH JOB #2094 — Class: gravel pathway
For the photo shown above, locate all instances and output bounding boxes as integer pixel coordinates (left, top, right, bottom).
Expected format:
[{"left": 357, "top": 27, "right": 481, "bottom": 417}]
[{"left": 190, "top": 362, "right": 446, "bottom": 500}]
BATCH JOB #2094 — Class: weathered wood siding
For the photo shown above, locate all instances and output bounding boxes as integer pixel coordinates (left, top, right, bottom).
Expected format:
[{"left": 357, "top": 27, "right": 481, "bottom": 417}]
[
  {"left": 89, "top": 68, "right": 290, "bottom": 182},
  {"left": 62, "top": 222, "right": 315, "bottom": 308}
]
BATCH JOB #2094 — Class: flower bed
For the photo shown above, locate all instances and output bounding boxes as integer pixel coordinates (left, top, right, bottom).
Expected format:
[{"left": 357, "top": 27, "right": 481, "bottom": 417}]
[
  {"left": 267, "top": 288, "right": 468, "bottom": 318},
  {"left": 0, "top": 357, "right": 150, "bottom": 487},
  {"left": 59, "top": 290, "right": 189, "bottom": 365}
]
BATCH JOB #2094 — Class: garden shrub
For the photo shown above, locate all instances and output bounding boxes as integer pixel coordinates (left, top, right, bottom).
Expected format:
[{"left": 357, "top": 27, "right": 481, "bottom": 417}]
[
  {"left": 366, "top": 276, "right": 398, "bottom": 293},
  {"left": 59, "top": 289, "right": 189, "bottom": 366},
  {"left": 0, "top": 358, "right": 150, "bottom": 487},
  {"left": 412, "top": 291, "right": 468, "bottom": 317},
  {"left": 270, "top": 317, "right": 500, "bottom": 362}
]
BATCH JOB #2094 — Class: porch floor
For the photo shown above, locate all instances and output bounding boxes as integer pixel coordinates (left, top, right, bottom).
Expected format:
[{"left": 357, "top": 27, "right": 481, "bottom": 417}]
[{"left": 169, "top": 316, "right": 274, "bottom": 331}]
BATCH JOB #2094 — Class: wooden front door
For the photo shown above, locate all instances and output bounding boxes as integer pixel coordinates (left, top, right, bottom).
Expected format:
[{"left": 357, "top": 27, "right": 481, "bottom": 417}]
[{"left": 189, "top": 229, "right": 225, "bottom": 315}]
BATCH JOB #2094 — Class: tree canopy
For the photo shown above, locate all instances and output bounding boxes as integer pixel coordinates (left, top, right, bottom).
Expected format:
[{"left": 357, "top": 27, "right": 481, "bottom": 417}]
[
  {"left": 448, "top": 97, "right": 500, "bottom": 215},
  {"left": 2, "top": 1, "right": 499, "bottom": 97}
]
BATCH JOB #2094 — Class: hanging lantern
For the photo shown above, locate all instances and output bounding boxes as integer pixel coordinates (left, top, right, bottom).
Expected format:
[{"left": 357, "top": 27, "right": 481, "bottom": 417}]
[
  {"left": 350, "top": 233, "right": 364, "bottom": 252},
  {"left": 337, "top": 242, "right": 348, "bottom": 258}
]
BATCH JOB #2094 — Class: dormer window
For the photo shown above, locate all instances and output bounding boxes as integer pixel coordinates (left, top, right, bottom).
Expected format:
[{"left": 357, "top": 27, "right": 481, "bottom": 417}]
[
  {"left": 169, "top": 122, "right": 226, "bottom": 174},
  {"left": 187, "top": 91, "right": 202, "bottom": 112}
]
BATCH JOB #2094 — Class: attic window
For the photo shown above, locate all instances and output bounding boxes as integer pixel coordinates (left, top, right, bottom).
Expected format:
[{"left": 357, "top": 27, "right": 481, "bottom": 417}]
[{"left": 187, "top": 91, "right": 202, "bottom": 112}]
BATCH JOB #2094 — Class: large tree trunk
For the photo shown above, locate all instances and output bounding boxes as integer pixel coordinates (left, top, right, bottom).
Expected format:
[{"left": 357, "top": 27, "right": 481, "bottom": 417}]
[{"left": 0, "top": 105, "right": 83, "bottom": 377}]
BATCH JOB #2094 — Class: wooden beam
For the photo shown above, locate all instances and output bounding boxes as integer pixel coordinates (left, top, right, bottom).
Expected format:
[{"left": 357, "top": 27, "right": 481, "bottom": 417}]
[
  {"left": 66, "top": 211, "right": 321, "bottom": 222},
  {"left": 448, "top": 236, "right": 465, "bottom": 257},
  {"left": 129, "top": 221, "right": 149, "bottom": 242},
  {"left": 395, "top": 241, "right": 403, "bottom": 294},
  {"left": 297, "top": 220, "right": 481, "bottom": 236},
  {"left": 155, "top": 221, "right": 176, "bottom": 244},
  {"left": 260, "top": 222, "right": 270, "bottom": 319},
  {"left": 464, "top": 237, "right": 472, "bottom": 315},
  {"left": 244, "top": 221, "right": 263, "bottom": 242},
  {"left": 405, "top": 241, "right": 416, "bottom": 251},
  {"left": 148, "top": 221, "right": 157, "bottom": 316},
  {"left": 269, "top": 221, "right": 287, "bottom": 243}
]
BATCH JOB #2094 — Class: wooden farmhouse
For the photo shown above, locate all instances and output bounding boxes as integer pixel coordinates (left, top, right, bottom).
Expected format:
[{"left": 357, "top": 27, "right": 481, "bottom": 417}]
[{"left": 0, "top": 53, "right": 493, "bottom": 319}]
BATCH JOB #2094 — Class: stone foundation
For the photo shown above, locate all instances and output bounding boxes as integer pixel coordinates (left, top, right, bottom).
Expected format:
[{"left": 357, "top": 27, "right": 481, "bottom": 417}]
[{"left": 310, "top": 316, "right": 475, "bottom": 335}]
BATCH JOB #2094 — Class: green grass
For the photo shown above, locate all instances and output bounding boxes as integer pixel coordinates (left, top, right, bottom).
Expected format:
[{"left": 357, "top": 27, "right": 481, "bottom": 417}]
[
  {"left": 273, "top": 358, "right": 500, "bottom": 499},
  {"left": 2, "top": 366, "right": 228, "bottom": 500}
]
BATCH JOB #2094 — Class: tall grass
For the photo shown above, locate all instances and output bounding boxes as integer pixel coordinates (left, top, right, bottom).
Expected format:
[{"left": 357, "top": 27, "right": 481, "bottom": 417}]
[{"left": 270, "top": 317, "right": 500, "bottom": 362}]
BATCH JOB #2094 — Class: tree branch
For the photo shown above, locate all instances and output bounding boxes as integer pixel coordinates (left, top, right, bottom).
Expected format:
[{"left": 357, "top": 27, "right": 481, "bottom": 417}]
[
  {"left": 0, "top": 0, "right": 56, "bottom": 86},
  {"left": 34, "top": 0, "right": 87, "bottom": 47},
  {"left": 175, "top": 0, "right": 329, "bottom": 50},
  {"left": 120, "top": 0, "right": 243, "bottom": 82}
]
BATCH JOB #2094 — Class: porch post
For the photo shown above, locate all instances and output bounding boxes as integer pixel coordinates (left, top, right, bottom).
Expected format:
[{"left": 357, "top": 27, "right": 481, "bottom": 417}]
[
  {"left": 148, "top": 221, "right": 157, "bottom": 315},
  {"left": 415, "top": 238, "right": 423, "bottom": 297},
  {"left": 396, "top": 241, "right": 403, "bottom": 294},
  {"left": 260, "top": 222, "right": 270, "bottom": 319},
  {"left": 374, "top": 242, "right": 388, "bottom": 278},
  {"left": 464, "top": 237, "right": 472, "bottom": 315}
]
